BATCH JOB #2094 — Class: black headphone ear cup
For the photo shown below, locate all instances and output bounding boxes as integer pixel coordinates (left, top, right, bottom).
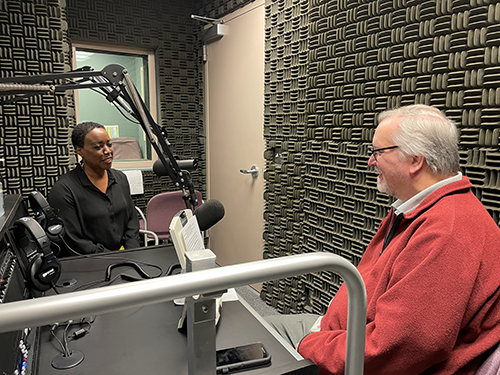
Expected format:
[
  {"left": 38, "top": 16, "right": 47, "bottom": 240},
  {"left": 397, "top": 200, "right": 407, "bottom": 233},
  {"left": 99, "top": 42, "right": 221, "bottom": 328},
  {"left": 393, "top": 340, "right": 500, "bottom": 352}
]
[
  {"left": 28, "top": 253, "right": 61, "bottom": 292},
  {"left": 29, "top": 191, "right": 66, "bottom": 239},
  {"left": 28, "top": 254, "right": 44, "bottom": 291},
  {"left": 46, "top": 223, "right": 65, "bottom": 243},
  {"left": 14, "top": 217, "right": 62, "bottom": 292}
]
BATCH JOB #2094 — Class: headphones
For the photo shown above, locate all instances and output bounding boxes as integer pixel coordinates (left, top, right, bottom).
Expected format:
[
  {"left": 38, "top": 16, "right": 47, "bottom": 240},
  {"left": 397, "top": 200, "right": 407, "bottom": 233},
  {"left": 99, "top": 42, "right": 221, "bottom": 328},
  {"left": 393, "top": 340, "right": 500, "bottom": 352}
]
[
  {"left": 28, "top": 191, "right": 66, "bottom": 242},
  {"left": 12, "top": 217, "right": 62, "bottom": 292}
]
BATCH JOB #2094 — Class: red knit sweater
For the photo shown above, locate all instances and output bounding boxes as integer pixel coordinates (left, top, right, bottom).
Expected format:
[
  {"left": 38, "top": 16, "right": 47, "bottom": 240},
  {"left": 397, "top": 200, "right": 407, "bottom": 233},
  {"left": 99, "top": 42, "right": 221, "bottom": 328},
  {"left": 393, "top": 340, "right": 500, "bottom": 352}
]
[{"left": 298, "top": 177, "right": 500, "bottom": 374}]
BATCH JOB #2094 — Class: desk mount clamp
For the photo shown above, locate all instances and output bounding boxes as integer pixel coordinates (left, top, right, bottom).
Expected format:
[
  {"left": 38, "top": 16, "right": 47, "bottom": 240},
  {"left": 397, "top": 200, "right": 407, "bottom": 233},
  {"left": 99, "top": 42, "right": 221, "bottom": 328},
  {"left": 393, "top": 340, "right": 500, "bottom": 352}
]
[{"left": 183, "top": 250, "right": 225, "bottom": 375}]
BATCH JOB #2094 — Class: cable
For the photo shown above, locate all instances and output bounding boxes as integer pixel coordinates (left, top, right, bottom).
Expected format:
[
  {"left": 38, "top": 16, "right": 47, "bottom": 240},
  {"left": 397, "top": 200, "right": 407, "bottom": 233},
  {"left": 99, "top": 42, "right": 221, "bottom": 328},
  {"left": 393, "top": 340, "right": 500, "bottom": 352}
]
[
  {"left": 51, "top": 241, "right": 61, "bottom": 257},
  {"left": 73, "top": 260, "right": 166, "bottom": 292},
  {"left": 60, "top": 233, "right": 164, "bottom": 273},
  {"left": 88, "top": 87, "right": 140, "bottom": 124},
  {"left": 58, "top": 234, "right": 163, "bottom": 271},
  {"left": 72, "top": 279, "right": 106, "bottom": 292},
  {"left": 53, "top": 234, "right": 166, "bottom": 293},
  {"left": 58, "top": 235, "right": 83, "bottom": 257},
  {"left": 68, "top": 326, "right": 90, "bottom": 341},
  {"left": 64, "top": 78, "right": 138, "bottom": 125},
  {"left": 165, "top": 263, "right": 182, "bottom": 276},
  {"left": 67, "top": 320, "right": 92, "bottom": 341},
  {"left": 62, "top": 260, "right": 171, "bottom": 293},
  {"left": 62, "top": 321, "right": 72, "bottom": 356},
  {"left": 110, "top": 100, "right": 140, "bottom": 124},
  {"left": 50, "top": 324, "right": 69, "bottom": 357},
  {"left": 73, "top": 273, "right": 126, "bottom": 292},
  {"left": 49, "top": 317, "right": 95, "bottom": 359}
]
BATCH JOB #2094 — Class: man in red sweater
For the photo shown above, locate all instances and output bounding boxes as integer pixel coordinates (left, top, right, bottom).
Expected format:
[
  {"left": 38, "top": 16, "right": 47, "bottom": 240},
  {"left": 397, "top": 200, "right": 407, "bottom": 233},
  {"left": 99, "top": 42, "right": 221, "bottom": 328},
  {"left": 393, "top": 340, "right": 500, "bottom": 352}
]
[{"left": 266, "top": 105, "right": 500, "bottom": 374}]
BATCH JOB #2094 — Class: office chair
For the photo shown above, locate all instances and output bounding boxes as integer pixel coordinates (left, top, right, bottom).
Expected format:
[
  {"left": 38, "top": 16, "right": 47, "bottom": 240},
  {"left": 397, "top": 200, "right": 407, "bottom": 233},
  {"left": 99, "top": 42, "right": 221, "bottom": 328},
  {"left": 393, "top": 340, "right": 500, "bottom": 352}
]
[
  {"left": 111, "top": 137, "right": 143, "bottom": 160},
  {"left": 135, "top": 207, "right": 159, "bottom": 246},
  {"left": 475, "top": 342, "right": 500, "bottom": 375},
  {"left": 139, "top": 190, "right": 203, "bottom": 242}
]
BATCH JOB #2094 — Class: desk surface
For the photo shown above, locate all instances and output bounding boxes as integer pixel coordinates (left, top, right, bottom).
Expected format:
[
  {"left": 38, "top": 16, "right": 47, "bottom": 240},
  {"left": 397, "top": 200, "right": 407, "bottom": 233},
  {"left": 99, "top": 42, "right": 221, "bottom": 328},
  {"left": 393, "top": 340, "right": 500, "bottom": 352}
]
[{"left": 35, "top": 246, "right": 298, "bottom": 374}]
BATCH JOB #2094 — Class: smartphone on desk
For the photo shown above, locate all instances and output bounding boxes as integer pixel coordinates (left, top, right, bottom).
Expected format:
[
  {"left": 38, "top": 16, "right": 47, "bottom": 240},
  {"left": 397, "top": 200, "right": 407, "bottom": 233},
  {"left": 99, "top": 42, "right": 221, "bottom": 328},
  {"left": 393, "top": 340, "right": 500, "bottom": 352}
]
[{"left": 216, "top": 342, "right": 271, "bottom": 374}]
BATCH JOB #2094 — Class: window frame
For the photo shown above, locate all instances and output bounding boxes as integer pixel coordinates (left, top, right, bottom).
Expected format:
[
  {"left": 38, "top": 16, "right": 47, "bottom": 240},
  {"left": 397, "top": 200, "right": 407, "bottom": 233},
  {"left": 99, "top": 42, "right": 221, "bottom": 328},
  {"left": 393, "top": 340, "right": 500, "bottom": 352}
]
[{"left": 72, "top": 42, "right": 158, "bottom": 169}]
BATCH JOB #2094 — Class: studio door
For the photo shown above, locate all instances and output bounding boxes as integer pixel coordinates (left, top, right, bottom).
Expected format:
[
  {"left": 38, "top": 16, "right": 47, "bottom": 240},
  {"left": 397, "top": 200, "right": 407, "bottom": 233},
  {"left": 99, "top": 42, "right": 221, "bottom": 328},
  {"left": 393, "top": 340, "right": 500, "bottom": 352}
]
[{"left": 205, "top": 0, "right": 265, "bottom": 286}]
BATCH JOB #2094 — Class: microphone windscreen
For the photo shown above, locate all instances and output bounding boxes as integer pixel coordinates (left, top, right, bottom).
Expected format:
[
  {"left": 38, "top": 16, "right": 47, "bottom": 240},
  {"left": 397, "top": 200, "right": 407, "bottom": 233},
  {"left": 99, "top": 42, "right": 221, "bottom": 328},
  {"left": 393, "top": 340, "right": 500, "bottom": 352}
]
[
  {"left": 153, "top": 158, "right": 198, "bottom": 176},
  {"left": 194, "top": 199, "right": 225, "bottom": 231},
  {"left": 152, "top": 159, "right": 170, "bottom": 177}
]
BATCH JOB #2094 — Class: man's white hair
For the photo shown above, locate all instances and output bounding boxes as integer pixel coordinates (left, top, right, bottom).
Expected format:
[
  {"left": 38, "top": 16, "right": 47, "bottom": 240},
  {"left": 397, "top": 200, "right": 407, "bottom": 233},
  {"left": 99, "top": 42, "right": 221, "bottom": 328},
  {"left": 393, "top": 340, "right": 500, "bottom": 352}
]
[{"left": 378, "top": 104, "right": 459, "bottom": 176}]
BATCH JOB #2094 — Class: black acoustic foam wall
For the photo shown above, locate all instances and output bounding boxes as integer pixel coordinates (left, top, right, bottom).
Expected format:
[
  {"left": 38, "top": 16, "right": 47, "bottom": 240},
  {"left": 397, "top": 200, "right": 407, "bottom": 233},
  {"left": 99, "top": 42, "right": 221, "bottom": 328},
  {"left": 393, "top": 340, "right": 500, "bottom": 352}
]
[{"left": 262, "top": 0, "right": 500, "bottom": 315}]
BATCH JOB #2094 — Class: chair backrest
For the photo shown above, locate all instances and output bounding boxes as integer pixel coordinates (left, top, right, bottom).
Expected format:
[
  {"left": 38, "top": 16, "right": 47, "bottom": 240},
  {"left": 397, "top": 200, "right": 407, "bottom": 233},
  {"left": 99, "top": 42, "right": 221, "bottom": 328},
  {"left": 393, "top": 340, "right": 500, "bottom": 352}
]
[
  {"left": 145, "top": 190, "right": 203, "bottom": 239},
  {"left": 111, "top": 137, "right": 142, "bottom": 160},
  {"left": 475, "top": 343, "right": 500, "bottom": 375}
]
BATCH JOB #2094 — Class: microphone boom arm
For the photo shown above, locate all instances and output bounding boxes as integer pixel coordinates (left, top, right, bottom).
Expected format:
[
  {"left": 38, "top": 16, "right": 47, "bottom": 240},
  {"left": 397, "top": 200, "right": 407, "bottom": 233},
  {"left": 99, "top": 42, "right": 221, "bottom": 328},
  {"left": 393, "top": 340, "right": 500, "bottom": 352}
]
[{"left": 0, "top": 64, "right": 197, "bottom": 209}]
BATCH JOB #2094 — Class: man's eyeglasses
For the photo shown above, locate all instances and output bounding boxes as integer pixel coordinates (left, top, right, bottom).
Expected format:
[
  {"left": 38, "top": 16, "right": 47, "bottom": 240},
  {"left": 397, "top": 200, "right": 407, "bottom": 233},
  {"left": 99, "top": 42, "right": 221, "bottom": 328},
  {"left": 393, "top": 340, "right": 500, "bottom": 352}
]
[{"left": 369, "top": 145, "right": 399, "bottom": 162}]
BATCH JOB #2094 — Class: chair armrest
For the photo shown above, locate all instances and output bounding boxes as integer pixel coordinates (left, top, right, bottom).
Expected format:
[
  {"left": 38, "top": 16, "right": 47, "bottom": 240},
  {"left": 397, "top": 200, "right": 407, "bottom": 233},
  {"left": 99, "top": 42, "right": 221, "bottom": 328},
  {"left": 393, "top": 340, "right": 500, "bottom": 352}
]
[
  {"left": 139, "top": 229, "right": 159, "bottom": 246},
  {"left": 135, "top": 206, "right": 147, "bottom": 230}
]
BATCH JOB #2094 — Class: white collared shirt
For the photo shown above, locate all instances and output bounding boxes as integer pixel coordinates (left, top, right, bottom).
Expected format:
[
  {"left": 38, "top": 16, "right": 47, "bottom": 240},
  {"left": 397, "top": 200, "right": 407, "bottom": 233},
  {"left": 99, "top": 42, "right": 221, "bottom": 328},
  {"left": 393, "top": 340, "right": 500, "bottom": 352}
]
[{"left": 392, "top": 172, "right": 462, "bottom": 215}]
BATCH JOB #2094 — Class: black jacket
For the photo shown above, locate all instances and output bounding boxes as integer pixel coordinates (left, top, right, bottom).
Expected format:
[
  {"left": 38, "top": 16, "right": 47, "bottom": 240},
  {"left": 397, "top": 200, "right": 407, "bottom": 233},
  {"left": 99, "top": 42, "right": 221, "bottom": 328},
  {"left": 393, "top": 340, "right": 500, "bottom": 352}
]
[{"left": 48, "top": 164, "right": 140, "bottom": 255}]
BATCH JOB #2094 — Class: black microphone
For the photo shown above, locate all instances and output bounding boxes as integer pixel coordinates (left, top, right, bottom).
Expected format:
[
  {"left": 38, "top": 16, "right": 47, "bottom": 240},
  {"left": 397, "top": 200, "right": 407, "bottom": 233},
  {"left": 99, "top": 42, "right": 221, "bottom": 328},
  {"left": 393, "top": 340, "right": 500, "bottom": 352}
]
[
  {"left": 153, "top": 158, "right": 199, "bottom": 175},
  {"left": 194, "top": 199, "right": 225, "bottom": 231}
]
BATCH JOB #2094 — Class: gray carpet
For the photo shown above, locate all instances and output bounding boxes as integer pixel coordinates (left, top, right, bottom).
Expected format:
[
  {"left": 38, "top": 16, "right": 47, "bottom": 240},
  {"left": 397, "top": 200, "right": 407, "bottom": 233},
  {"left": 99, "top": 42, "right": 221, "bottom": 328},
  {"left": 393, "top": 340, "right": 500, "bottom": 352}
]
[{"left": 235, "top": 285, "right": 280, "bottom": 317}]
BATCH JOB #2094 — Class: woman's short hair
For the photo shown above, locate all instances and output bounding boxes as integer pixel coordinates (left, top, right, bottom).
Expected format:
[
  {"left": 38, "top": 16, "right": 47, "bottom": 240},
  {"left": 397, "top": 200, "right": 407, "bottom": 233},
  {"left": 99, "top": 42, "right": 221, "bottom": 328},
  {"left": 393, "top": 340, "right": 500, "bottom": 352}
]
[
  {"left": 378, "top": 104, "right": 459, "bottom": 176},
  {"left": 72, "top": 122, "right": 105, "bottom": 148}
]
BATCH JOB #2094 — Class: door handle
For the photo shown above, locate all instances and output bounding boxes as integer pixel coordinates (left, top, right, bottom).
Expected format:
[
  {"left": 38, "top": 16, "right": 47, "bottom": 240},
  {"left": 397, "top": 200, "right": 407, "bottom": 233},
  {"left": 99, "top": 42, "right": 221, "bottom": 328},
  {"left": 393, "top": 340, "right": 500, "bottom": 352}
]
[{"left": 239, "top": 165, "right": 259, "bottom": 178}]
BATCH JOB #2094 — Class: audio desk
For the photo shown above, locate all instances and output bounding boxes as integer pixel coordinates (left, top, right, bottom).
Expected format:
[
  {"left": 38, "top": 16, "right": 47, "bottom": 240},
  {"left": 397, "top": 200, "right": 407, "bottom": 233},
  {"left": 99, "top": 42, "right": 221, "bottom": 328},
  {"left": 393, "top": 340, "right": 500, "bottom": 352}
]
[{"left": 34, "top": 246, "right": 301, "bottom": 374}]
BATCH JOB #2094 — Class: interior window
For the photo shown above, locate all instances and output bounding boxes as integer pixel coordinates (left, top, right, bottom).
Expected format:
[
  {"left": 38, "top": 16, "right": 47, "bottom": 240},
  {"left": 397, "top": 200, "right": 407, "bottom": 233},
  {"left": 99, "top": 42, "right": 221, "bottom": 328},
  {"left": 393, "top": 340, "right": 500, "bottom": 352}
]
[{"left": 73, "top": 44, "right": 157, "bottom": 167}]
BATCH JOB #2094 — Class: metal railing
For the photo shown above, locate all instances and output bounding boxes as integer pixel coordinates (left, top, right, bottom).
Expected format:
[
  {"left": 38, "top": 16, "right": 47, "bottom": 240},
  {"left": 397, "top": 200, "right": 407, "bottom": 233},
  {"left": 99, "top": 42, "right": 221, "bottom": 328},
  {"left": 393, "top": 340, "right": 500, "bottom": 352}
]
[{"left": 0, "top": 253, "right": 366, "bottom": 375}]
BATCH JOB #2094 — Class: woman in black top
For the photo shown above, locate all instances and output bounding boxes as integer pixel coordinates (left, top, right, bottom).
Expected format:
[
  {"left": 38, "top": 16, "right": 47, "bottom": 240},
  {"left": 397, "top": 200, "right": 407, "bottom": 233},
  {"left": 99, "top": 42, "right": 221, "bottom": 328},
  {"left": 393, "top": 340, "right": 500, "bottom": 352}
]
[{"left": 49, "top": 122, "right": 140, "bottom": 255}]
